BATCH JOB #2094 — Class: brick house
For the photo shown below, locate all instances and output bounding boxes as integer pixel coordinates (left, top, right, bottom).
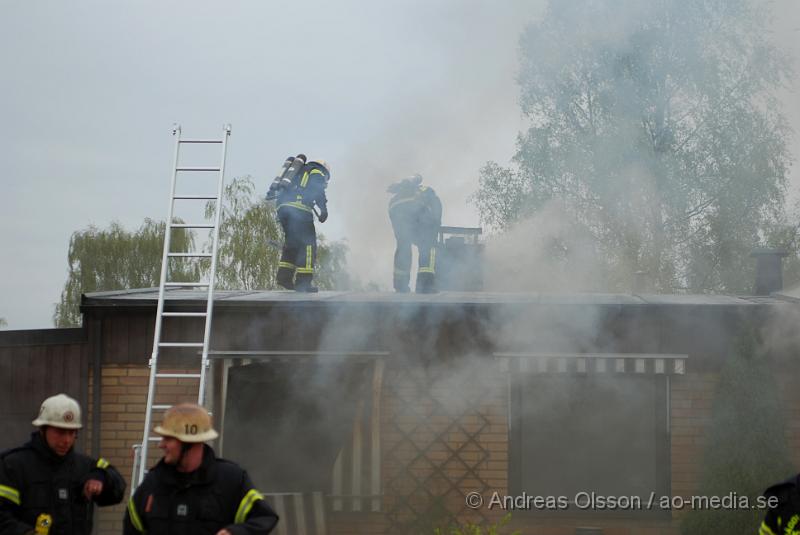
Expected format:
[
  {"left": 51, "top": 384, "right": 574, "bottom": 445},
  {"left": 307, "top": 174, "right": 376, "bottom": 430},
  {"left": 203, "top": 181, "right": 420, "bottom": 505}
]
[{"left": 2, "top": 287, "right": 800, "bottom": 535}]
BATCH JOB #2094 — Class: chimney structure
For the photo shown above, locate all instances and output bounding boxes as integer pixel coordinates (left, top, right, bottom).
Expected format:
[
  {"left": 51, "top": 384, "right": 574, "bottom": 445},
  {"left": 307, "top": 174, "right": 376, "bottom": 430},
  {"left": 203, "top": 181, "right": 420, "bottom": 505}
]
[{"left": 750, "top": 248, "right": 789, "bottom": 295}]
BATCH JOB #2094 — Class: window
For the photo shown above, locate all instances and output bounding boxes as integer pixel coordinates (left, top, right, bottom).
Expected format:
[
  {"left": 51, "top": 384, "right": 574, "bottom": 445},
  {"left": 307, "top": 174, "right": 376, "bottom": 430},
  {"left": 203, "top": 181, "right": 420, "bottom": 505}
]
[{"left": 510, "top": 369, "right": 670, "bottom": 515}]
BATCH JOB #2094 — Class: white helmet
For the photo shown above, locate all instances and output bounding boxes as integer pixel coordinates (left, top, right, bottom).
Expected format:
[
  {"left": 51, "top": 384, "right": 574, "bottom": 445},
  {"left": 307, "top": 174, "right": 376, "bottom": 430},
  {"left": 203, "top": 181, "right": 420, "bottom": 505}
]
[
  {"left": 309, "top": 159, "right": 331, "bottom": 177},
  {"left": 32, "top": 393, "right": 83, "bottom": 429}
]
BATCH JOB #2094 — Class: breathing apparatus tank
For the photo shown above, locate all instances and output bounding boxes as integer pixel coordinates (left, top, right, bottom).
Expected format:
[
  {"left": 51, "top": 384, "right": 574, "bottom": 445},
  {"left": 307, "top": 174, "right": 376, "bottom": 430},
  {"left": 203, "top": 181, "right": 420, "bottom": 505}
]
[{"left": 267, "top": 153, "right": 307, "bottom": 200}]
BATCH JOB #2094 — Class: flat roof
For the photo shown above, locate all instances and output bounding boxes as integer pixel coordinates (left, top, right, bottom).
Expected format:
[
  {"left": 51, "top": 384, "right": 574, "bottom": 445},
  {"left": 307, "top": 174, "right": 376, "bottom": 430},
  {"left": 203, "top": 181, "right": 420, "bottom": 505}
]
[{"left": 81, "top": 287, "right": 785, "bottom": 309}]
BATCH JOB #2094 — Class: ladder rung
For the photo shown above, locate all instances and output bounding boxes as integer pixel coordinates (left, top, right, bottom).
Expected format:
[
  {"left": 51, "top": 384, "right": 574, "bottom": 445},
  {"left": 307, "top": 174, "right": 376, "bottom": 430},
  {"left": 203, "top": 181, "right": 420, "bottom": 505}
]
[
  {"left": 179, "top": 139, "right": 223, "bottom": 144},
  {"left": 173, "top": 195, "right": 218, "bottom": 200},
  {"left": 170, "top": 223, "right": 215, "bottom": 229},
  {"left": 176, "top": 166, "right": 221, "bottom": 172},
  {"left": 152, "top": 404, "right": 172, "bottom": 410},
  {"left": 156, "top": 372, "right": 202, "bottom": 378},
  {"left": 164, "top": 282, "right": 209, "bottom": 287},
  {"left": 167, "top": 252, "right": 212, "bottom": 258},
  {"left": 161, "top": 312, "right": 207, "bottom": 317},
  {"left": 158, "top": 342, "right": 204, "bottom": 348},
  {"left": 147, "top": 437, "right": 162, "bottom": 442}
]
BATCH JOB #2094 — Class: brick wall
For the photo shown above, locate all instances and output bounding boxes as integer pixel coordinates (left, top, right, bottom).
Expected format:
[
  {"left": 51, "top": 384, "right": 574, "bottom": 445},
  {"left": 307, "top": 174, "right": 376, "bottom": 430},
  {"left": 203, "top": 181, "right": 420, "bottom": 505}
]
[
  {"left": 89, "top": 364, "right": 200, "bottom": 535},
  {"left": 358, "top": 363, "right": 509, "bottom": 534},
  {"left": 669, "top": 373, "right": 717, "bottom": 501},
  {"left": 333, "top": 364, "right": 698, "bottom": 535},
  {"left": 81, "top": 361, "right": 798, "bottom": 535}
]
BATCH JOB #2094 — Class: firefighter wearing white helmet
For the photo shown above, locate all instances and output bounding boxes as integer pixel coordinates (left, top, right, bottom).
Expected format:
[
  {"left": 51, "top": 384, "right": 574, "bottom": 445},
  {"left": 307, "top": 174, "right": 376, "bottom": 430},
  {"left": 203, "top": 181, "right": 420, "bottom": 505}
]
[
  {"left": 0, "top": 393, "right": 126, "bottom": 534},
  {"left": 124, "top": 403, "right": 279, "bottom": 535},
  {"left": 31, "top": 393, "right": 84, "bottom": 429},
  {"left": 274, "top": 156, "right": 330, "bottom": 292}
]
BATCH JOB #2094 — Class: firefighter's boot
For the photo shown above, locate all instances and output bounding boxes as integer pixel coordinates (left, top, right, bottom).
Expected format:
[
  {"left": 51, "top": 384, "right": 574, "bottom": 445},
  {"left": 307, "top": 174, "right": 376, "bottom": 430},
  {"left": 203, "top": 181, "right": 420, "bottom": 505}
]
[
  {"left": 276, "top": 265, "right": 295, "bottom": 290},
  {"left": 415, "top": 272, "right": 438, "bottom": 294},
  {"left": 393, "top": 273, "right": 410, "bottom": 293},
  {"left": 295, "top": 273, "right": 319, "bottom": 293}
]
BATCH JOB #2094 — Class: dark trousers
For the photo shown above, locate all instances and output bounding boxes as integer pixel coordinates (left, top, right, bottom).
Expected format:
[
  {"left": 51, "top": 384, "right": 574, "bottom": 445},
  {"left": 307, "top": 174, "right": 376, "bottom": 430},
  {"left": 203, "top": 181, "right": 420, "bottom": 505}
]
[
  {"left": 277, "top": 207, "right": 317, "bottom": 289},
  {"left": 390, "top": 209, "right": 437, "bottom": 293}
]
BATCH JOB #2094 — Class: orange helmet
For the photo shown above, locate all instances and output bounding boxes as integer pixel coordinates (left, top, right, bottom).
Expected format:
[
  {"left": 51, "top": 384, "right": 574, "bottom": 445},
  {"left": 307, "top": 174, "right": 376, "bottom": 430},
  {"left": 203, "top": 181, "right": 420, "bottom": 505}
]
[{"left": 154, "top": 403, "right": 218, "bottom": 443}]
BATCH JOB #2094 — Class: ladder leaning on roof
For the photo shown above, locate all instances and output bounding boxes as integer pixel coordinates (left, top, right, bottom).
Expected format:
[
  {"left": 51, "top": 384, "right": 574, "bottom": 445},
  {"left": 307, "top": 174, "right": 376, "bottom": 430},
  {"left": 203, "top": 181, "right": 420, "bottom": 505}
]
[{"left": 130, "top": 124, "right": 231, "bottom": 491}]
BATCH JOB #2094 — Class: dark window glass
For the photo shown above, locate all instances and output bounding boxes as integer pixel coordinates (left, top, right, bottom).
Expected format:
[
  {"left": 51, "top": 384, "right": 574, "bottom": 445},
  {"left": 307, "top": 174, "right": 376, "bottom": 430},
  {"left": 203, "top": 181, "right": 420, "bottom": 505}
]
[{"left": 511, "top": 373, "right": 669, "bottom": 512}]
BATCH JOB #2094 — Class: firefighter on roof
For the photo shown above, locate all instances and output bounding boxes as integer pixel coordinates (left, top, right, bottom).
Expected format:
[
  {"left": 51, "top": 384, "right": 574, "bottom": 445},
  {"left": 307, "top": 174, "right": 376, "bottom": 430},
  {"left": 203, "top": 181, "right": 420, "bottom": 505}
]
[
  {"left": 269, "top": 155, "right": 330, "bottom": 293},
  {"left": 388, "top": 174, "right": 442, "bottom": 293},
  {"left": 124, "top": 403, "right": 278, "bottom": 535},
  {"left": 0, "top": 393, "right": 126, "bottom": 535}
]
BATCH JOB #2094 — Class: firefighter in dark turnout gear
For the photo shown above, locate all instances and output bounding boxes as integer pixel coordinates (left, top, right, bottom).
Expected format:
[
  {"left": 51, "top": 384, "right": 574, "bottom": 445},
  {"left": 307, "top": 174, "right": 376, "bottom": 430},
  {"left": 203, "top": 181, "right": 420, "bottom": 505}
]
[
  {"left": 274, "top": 159, "right": 330, "bottom": 292},
  {"left": 124, "top": 403, "right": 278, "bottom": 535},
  {"left": 388, "top": 174, "right": 442, "bottom": 293},
  {"left": 0, "top": 393, "right": 125, "bottom": 535},
  {"left": 760, "top": 473, "right": 800, "bottom": 535}
]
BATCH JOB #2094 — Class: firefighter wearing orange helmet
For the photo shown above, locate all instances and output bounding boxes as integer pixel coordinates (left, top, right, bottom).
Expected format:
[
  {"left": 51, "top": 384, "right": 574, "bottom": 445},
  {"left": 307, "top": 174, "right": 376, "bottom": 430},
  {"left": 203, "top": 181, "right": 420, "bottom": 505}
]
[{"left": 124, "top": 403, "right": 278, "bottom": 535}]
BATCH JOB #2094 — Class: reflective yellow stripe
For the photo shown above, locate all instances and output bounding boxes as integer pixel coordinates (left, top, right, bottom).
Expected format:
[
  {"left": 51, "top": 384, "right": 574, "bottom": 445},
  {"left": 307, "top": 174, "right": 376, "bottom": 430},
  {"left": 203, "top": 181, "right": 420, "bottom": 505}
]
[
  {"left": 419, "top": 248, "right": 436, "bottom": 274},
  {"left": 389, "top": 197, "right": 416, "bottom": 211},
  {"left": 278, "top": 261, "right": 296, "bottom": 269},
  {"left": 0, "top": 484, "right": 20, "bottom": 506},
  {"left": 96, "top": 457, "right": 109, "bottom": 469},
  {"left": 235, "top": 489, "right": 264, "bottom": 523},
  {"left": 759, "top": 521, "right": 777, "bottom": 535},
  {"left": 299, "top": 169, "right": 325, "bottom": 187},
  {"left": 297, "top": 246, "right": 314, "bottom": 274},
  {"left": 127, "top": 497, "right": 145, "bottom": 533},
  {"left": 278, "top": 201, "right": 313, "bottom": 213}
]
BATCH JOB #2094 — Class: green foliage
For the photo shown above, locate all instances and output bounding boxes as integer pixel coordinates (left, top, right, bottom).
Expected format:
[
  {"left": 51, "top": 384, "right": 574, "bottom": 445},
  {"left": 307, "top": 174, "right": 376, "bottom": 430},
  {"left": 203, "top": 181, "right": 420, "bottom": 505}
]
[
  {"left": 53, "top": 219, "right": 197, "bottom": 327},
  {"left": 54, "top": 175, "right": 350, "bottom": 326},
  {"left": 473, "top": 0, "right": 795, "bottom": 294},
  {"left": 433, "top": 513, "right": 521, "bottom": 535},
  {"left": 207, "top": 176, "right": 284, "bottom": 290},
  {"left": 207, "top": 175, "right": 349, "bottom": 290},
  {"left": 0, "top": 318, "right": 7, "bottom": 328},
  {"left": 316, "top": 238, "right": 351, "bottom": 290},
  {"left": 680, "top": 328, "right": 793, "bottom": 534}
]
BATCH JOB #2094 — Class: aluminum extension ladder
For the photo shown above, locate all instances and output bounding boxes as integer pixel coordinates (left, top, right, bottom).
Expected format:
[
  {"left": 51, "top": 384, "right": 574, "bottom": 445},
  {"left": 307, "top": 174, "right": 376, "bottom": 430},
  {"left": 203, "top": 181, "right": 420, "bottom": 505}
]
[{"left": 131, "top": 124, "right": 231, "bottom": 490}]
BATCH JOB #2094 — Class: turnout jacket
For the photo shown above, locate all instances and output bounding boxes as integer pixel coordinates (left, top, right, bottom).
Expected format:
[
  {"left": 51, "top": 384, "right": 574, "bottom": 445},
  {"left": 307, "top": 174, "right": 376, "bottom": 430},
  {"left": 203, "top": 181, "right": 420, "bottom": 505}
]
[
  {"left": 761, "top": 473, "right": 800, "bottom": 535},
  {"left": 124, "top": 445, "right": 278, "bottom": 535},
  {"left": 277, "top": 161, "right": 328, "bottom": 220},
  {"left": 388, "top": 183, "right": 442, "bottom": 232},
  {"left": 0, "top": 431, "right": 125, "bottom": 535}
]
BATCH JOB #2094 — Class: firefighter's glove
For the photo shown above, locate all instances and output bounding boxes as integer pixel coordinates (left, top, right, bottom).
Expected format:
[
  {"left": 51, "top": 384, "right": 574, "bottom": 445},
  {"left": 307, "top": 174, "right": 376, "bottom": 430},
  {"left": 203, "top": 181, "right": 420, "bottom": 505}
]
[{"left": 318, "top": 208, "right": 328, "bottom": 223}]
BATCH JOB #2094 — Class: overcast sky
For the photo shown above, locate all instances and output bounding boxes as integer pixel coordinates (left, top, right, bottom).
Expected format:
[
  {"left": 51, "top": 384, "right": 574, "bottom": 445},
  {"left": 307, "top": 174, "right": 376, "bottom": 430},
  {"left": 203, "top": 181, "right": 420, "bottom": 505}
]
[{"left": 1, "top": 0, "right": 798, "bottom": 330}]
